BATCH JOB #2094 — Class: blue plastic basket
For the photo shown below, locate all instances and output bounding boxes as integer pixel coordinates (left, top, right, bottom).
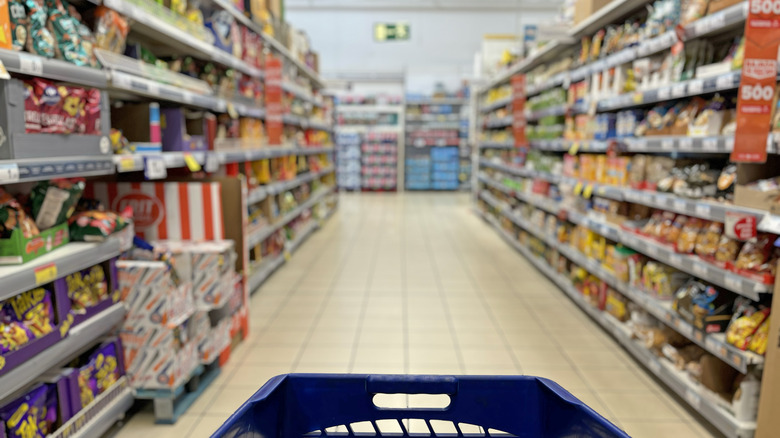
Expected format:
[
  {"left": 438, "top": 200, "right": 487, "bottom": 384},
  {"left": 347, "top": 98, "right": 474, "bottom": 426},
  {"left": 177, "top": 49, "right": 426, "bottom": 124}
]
[{"left": 211, "top": 374, "right": 629, "bottom": 438}]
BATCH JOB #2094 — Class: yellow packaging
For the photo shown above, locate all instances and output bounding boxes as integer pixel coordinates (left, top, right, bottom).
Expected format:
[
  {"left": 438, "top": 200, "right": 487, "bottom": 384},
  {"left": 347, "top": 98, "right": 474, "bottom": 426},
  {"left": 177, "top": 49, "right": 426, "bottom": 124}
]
[{"left": 595, "top": 155, "right": 607, "bottom": 184}]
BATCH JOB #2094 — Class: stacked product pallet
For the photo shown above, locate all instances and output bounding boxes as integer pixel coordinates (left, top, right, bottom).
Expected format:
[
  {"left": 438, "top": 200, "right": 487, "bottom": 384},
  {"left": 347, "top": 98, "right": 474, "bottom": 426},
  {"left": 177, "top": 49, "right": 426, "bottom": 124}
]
[
  {"left": 405, "top": 98, "right": 468, "bottom": 190},
  {"left": 0, "top": 0, "right": 335, "bottom": 433},
  {"left": 476, "top": 1, "right": 780, "bottom": 437},
  {"left": 335, "top": 96, "right": 404, "bottom": 192}
]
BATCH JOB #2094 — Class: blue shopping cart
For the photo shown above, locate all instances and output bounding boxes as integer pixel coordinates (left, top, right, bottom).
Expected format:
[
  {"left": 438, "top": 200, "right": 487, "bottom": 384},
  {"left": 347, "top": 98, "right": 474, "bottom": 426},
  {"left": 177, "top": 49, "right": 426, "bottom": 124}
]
[{"left": 211, "top": 374, "right": 629, "bottom": 437}]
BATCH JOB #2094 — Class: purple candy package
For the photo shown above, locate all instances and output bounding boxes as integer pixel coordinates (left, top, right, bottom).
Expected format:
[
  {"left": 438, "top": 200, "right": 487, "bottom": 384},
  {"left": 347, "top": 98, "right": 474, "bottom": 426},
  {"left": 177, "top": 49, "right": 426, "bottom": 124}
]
[{"left": 0, "top": 383, "right": 54, "bottom": 438}]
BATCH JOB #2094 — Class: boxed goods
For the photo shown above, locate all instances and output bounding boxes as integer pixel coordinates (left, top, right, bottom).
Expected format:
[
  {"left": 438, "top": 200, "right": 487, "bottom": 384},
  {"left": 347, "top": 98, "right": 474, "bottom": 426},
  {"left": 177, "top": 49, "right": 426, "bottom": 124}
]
[
  {"left": 110, "top": 103, "right": 162, "bottom": 153},
  {"left": 160, "top": 108, "right": 213, "bottom": 152},
  {"left": 23, "top": 79, "right": 102, "bottom": 135},
  {"left": 673, "top": 280, "right": 735, "bottom": 333},
  {"left": 58, "top": 259, "right": 118, "bottom": 326}
]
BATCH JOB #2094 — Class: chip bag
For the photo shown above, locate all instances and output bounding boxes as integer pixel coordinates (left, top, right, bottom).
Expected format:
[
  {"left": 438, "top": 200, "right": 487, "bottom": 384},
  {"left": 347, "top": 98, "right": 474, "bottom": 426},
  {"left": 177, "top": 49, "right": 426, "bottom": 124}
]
[{"left": 30, "top": 178, "right": 85, "bottom": 230}]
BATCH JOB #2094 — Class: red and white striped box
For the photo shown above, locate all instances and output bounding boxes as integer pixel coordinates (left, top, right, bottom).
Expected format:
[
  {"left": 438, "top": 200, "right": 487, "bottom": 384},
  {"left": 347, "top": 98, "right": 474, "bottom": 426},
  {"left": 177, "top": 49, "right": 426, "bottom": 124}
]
[{"left": 86, "top": 182, "right": 225, "bottom": 241}]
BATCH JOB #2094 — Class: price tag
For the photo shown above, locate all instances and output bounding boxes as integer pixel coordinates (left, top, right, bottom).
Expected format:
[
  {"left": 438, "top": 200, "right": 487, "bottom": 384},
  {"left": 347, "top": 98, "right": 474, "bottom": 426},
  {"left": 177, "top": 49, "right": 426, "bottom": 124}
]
[
  {"left": 632, "top": 92, "right": 644, "bottom": 104},
  {"left": 724, "top": 274, "right": 742, "bottom": 291},
  {"left": 685, "top": 389, "right": 702, "bottom": 410},
  {"left": 574, "top": 181, "right": 584, "bottom": 196},
  {"left": 672, "top": 84, "right": 686, "bottom": 97},
  {"left": 583, "top": 184, "right": 594, "bottom": 199},
  {"left": 716, "top": 74, "right": 734, "bottom": 89},
  {"left": 705, "top": 337, "right": 719, "bottom": 351},
  {"left": 673, "top": 199, "right": 687, "bottom": 212},
  {"left": 144, "top": 156, "right": 167, "bottom": 180},
  {"left": 670, "top": 254, "right": 682, "bottom": 266},
  {"left": 694, "top": 330, "right": 704, "bottom": 343},
  {"left": 18, "top": 53, "right": 43, "bottom": 76},
  {"left": 679, "top": 138, "right": 693, "bottom": 150},
  {"left": 646, "top": 245, "right": 659, "bottom": 258},
  {"left": 184, "top": 153, "right": 202, "bottom": 172},
  {"left": 702, "top": 138, "right": 719, "bottom": 151},
  {"left": 661, "top": 139, "right": 674, "bottom": 150},
  {"left": 146, "top": 81, "right": 160, "bottom": 96},
  {"left": 0, "top": 163, "right": 20, "bottom": 184},
  {"left": 688, "top": 80, "right": 704, "bottom": 95},
  {"left": 677, "top": 321, "right": 694, "bottom": 337},
  {"left": 205, "top": 154, "right": 220, "bottom": 172},
  {"left": 657, "top": 87, "right": 671, "bottom": 100},
  {"left": 117, "top": 156, "right": 137, "bottom": 172},
  {"left": 695, "top": 204, "right": 711, "bottom": 217},
  {"left": 34, "top": 263, "right": 58, "bottom": 285},
  {"left": 693, "top": 263, "right": 708, "bottom": 277}
]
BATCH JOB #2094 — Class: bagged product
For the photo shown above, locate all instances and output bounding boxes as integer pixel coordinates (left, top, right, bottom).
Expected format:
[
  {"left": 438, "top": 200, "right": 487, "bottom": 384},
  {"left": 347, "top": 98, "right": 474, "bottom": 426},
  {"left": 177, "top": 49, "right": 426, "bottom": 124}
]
[
  {"left": 68, "top": 207, "right": 131, "bottom": 242},
  {"left": 677, "top": 217, "right": 705, "bottom": 254},
  {"left": 0, "top": 188, "right": 39, "bottom": 238},
  {"left": 9, "top": 0, "right": 28, "bottom": 51},
  {"left": 23, "top": 0, "right": 55, "bottom": 57},
  {"left": 0, "top": 384, "right": 56, "bottom": 438},
  {"left": 30, "top": 178, "right": 85, "bottom": 230},
  {"left": 2, "top": 286, "right": 55, "bottom": 344},
  {"left": 65, "top": 264, "right": 109, "bottom": 314},
  {"left": 715, "top": 235, "right": 742, "bottom": 264},
  {"left": 674, "top": 280, "right": 735, "bottom": 332},
  {"left": 695, "top": 221, "right": 723, "bottom": 259},
  {"left": 93, "top": 5, "right": 128, "bottom": 54},
  {"left": 45, "top": 0, "right": 90, "bottom": 66},
  {"left": 735, "top": 234, "right": 775, "bottom": 272},
  {"left": 726, "top": 299, "right": 769, "bottom": 350}
]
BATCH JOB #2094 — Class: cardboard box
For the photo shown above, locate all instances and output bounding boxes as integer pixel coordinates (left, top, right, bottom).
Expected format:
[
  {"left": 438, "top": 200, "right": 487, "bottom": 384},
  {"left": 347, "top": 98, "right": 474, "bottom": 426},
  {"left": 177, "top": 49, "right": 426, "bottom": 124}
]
[
  {"left": 0, "top": 222, "right": 69, "bottom": 264},
  {"left": 85, "top": 181, "right": 225, "bottom": 241},
  {"left": 708, "top": 0, "right": 743, "bottom": 14},
  {"left": 161, "top": 108, "right": 212, "bottom": 153},
  {"left": 574, "top": 0, "right": 613, "bottom": 25},
  {"left": 111, "top": 103, "right": 162, "bottom": 153},
  {"left": 734, "top": 157, "right": 780, "bottom": 214}
]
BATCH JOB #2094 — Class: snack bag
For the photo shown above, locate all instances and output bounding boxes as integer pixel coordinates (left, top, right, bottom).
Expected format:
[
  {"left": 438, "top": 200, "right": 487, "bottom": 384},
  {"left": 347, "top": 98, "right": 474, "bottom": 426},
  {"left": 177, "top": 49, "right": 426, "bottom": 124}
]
[
  {"left": 695, "top": 221, "right": 723, "bottom": 259},
  {"left": 88, "top": 341, "right": 120, "bottom": 394},
  {"left": 0, "top": 384, "right": 53, "bottom": 438},
  {"left": 9, "top": 0, "right": 28, "bottom": 51},
  {"left": 0, "top": 188, "right": 40, "bottom": 238},
  {"left": 715, "top": 235, "right": 742, "bottom": 264},
  {"left": 749, "top": 317, "right": 769, "bottom": 355},
  {"left": 726, "top": 299, "right": 769, "bottom": 350},
  {"left": 68, "top": 205, "right": 131, "bottom": 242},
  {"left": 677, "top": 217, "right": 704, "bottom": 253},
  {"left": 3, "top": 287, "right": 55, "bottom": 338},
  {"left": 30, "top": 178, "right": 85, "bottom": 230},
  {"left": 0, "top": 310, "right": 33, "bottom": 354},
  {"left": 23, "top": 81, "right": 41, "bottom": 133},
  {"left": 45, "top": 0, "right": 89, "bottom": 66},
  {"left": 94, "top": 5, "right": 128, "bottom": 54},
  {"left": 66, "top": 264, "right": 108, "bottom": 313},
  {"left": 735, "top": 234, "right": 775, "bottom": 272},
  {"left": 23, "top": 0, "right": 55, "bottom": 58}
]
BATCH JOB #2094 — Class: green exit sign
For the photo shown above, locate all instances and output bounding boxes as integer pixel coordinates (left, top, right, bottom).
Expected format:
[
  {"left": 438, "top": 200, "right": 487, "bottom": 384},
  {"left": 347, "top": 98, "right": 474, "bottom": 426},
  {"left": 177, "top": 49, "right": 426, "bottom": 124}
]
[{"left": 374, "top": 23, "right": 410, "bottom": 41}]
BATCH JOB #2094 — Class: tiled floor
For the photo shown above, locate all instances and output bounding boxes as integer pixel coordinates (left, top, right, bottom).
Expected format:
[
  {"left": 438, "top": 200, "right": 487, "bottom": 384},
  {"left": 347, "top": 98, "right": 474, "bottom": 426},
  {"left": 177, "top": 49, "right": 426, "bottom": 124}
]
[{"left": 114, "top": 193, "right": 718, "bottom": 438}]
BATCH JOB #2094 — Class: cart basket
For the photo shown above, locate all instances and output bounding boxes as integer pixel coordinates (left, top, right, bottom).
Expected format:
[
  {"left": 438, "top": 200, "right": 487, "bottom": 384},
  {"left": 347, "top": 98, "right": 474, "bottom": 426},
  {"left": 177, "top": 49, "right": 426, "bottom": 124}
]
[{"left": 211, "top": 374, "right": 629, "bottom": 437}]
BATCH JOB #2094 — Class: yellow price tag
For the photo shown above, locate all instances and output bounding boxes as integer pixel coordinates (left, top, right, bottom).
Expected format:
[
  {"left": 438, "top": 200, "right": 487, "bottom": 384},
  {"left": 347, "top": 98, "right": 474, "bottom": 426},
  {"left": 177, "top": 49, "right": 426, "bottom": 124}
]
[
  {"left": 59, "top": 313, "right": 74, "bottom": 337},
  {"left": 583, "top": 184, "right": 594, "bottom": 199},
  {"left": 568, "top": 142, "right": 580, "bottom": 156},
  {"left": 284, "top": 250, "right": 291, "bottom": 261},
  {"left": 184, "top": 154, "right": 202, "bottom": 172},
  {"left": 227, "top": 102, "right": 239, "bottom": 119},
  {"left": 112, "top": 290, "right": 120, "bottom": 303},
  {"left": 118, "top": 157, "right": 137, "bottom": 172},
  {"left": 632, "top": 92, "right": 644, "bottom": 104},
  {"left": 34, "top": 263, "right": 58, "bottom": 285},
  {"left": 573, "top": 181, "right": 583, "bottom": 196}
]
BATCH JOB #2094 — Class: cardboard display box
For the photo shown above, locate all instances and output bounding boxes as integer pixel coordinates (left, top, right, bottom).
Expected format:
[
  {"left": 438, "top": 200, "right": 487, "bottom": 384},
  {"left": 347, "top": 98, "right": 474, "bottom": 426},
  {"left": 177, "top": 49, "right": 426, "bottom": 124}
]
[
  {"left": 734, "top": 157, "right": 780, "bottom": 214},
  {"left": 574, "top": 0, "right": 613, "bottom": 26}
]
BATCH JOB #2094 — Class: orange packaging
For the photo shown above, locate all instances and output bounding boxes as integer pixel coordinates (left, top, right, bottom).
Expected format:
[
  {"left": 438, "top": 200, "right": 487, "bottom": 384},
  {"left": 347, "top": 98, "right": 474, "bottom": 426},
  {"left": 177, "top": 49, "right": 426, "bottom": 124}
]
[
  {"left": 731, "top": 2, "right": 780, "bottom": 163},
  {"left": 595, "top": 155, "right": 608, "bottom": 184},
  {"left": 579, "top": 154, "right": 596, "bottom": 181},
  {"left": 0, "top": 0, "right": 11, "bottom": 50}
]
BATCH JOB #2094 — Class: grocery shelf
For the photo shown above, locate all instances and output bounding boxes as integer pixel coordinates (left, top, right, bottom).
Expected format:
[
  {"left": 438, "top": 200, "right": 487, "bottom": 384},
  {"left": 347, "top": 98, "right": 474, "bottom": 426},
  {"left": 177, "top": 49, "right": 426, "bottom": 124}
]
[
  {"left": 479, "top": 97, "right": 512, "bottom": 113},
  {"left": 480, "top": 210, "right": 757, "bottom": 438},
  {"left": 283, "top": 81, "right": 324, "bottom": 106},
  {"left": 49, "top": 377, "right": 134, "bottom": 438},
  {"left": 526, "top": 73, "right": 567, "bottom": 97},
  {"left": 478, "top": 170, "right": 774, "bottom": 299},
  {"left": 2, "top": 156, "right": 115, "bottom": 183},
  {"left": 623, "top": 135, "right": 734, "bottom": 153},
  {"left": 480, "top": 39, "right": 574, "bottom": 95},
  {"left": 0, "top": 49, "right": 107, "bottom": 88},
  {"left": 0, "top": 303, "right": 126, "bottom": 403},
  {"left": 0, "top": 224, "right": 134, "bottom": 302},
  {"left": 218, "top": 146, "right": 334, "bottom": 164},
  {"left": 247, "top": 166, "right": 336, "bottom": 204},
  {"left": 249, "top": 206, "right": 336, "bottom": 292},
  {"left": 478, "top": 140, "right": 514, "bottom": 149},
  {"left": 527, "top": 105, "right": 569, "bottom": 121},
  {"left": 484, "top": 116, "right": 513, "bottom": 129},
  {"left": 568, "top": 0, "right": 653, "bottom": 39},
  {"left": 247, "top": 186, "right": 335, "bottom": 247},
  {"left": 103, "top": 0, "right": 262, "bottom": 78},
  {"left": 406, "top": 98, "right": 467, "bottom": 105},
  {"left": 478, "top": 174, "right": 560, "bottom": 214},
  {"left": 597, "top": 71, "right": 741, "bottom": 112},
  {"left": 530, "top": 138, "right": 609, "bottom": 153},
  {"left": 683, "top": 2, "right": 748, "bottom": 40},
  {"left": 405, "top": 114, "right": 461, "bottom": 122},
  {"left": 114, "top": 151, "right": 208, "bottom": 173}
]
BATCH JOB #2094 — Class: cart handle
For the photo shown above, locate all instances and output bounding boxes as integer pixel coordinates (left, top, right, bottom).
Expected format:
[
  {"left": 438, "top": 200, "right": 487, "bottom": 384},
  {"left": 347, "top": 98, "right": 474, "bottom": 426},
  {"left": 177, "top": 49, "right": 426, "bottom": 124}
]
[{"left": 366, "top": 375, "right": 458, "bottom": 395}]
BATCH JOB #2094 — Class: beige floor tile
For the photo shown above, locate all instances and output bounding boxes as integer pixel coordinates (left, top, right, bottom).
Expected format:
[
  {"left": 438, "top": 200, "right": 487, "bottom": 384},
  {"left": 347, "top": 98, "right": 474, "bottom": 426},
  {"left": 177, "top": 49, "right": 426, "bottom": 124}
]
[
  {"left": 512, "top": 346, "right": 571, "bottom": 366},
  {"left": 619, "top": 420, "right": 709, "bottom": 438},
  {"left": 520, "top": 365, "right": 590, "bottom": 390},
  {"left": 222, "top": 363, "right": 293, "bottom": 388},
  {"left": 599, "top": 391, "right": 685, "bottom": 421},
  {"left": 207, "top": 386, "right": 262, "bottom": 415},
  {"left": 297, "top": 345, "right": 354, "bottom": 366},
  {"left": 408, "top": 347, "right": 460, "bottom": 364},
  {"left": 358, "top": 329, "right": 405, "bottom": 347},
  {"left": 578, "top": 368, "right": 654, "bottom": 392},
  {"left": 353, "top": 346, "right": 406, "bottom": 367},
  {"left": 240, "top": 344, "right": 302, "bottom": 366},
  {"left": 459, "top": 347, "right": 517, "bottom": 368},
  {"left": 563, "top": 347, "right": 631, "bottom": 369},
  {"left": 305, "top": 327, "right": 357, "bottom": 345},
  {"left": 113, "top": 412, "right": 201, "bottom": 438}
]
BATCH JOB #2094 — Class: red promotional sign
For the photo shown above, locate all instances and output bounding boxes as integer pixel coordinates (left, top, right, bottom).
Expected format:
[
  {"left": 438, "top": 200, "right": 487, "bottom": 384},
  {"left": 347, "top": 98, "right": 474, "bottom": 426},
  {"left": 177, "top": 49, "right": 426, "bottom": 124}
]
[
  {"left": 265, "top": 56, "right": 284, "bottom": 146},
  {"left": 511, "top": 74, "right": 528, "bottom": 149},
  {"left": 731, "top": 0, "right": 780, "bottom": 163},
  {"left": 725, "top": 211, "right": 758, "bottom": 241}
]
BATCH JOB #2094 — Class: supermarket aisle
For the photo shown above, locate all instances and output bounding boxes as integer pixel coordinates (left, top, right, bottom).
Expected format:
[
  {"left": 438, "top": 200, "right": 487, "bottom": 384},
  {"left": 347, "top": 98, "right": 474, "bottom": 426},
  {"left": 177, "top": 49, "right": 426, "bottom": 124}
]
[{"left": 115, "top": 193, "right": 716, "bottom": 438}]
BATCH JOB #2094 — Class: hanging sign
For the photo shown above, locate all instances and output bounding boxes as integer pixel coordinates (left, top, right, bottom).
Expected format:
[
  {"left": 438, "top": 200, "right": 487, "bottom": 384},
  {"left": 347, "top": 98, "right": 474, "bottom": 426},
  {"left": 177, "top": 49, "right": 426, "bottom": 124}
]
[
  {"left": 731, "top": 0, "right": 780, "bottom": 163},
  {"left": 266, "top": 55, "right": 284, "bottom": 146},
  {"left": 374, "top": 23, "right": 410, "bottom": 41},
  {"left": 511, "top": 73, "right": 528, "bottom": 157}
]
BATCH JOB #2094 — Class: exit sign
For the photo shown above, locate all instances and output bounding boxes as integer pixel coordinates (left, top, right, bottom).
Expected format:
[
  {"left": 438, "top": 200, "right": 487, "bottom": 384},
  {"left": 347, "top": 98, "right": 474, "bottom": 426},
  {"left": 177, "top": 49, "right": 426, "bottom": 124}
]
[{"left": 374, "top": 23, "right": 410, "bottom": 41}]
